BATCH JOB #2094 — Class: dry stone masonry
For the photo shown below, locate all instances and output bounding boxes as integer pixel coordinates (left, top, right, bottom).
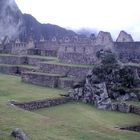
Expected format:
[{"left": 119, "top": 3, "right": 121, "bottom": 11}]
[
  {"left": 1, "top": 30, "right": 140, "bottom": 91},
  {"left": 116, "top": 31, "right": 134, "bottom": 42},
  {"left": 68, "top": 50, "right": 140, "bottom": 114},
  {"left": 10, "top": 97, "right": 71, "bottom": 110}
]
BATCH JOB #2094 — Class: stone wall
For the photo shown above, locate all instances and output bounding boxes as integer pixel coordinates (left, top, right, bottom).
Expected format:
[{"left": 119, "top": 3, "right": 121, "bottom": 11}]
[
  {"left": 0, "top": 65, "right": 18, "bottom": 74},
  {"left": 1, "top": 44, "right": 12, "bottom": 54},
  {"left": 26, "top": 56, "right": 48, "bottom": 66},
  {"left": 0, "top": 54, "right": 53, "bottom": 66},
  {"left": 58, "top": 52, "right": 95, "bottom": 65},
  {"left": 27, "top": 48, "right": 58, "bottom": 57},
  {"left": 17, "top": 66, "right": 37, "bottom": 75},
  {"left": 21, "top": 72, "right": 62, "bottom": 88},
  {"left": 0, "top": 55, "right": 26, "bottom": 65},
  {"left": 58, "top": 45, "right": 104, "bottom": 65},
  {"left": 116, "top": 31, "right": 134, "bottom": 42},
  {"left": 131, "top": 105, "right": 140, "bottom": 115},
  {"left": 10, "top": 97, "right": 71, "bottom": 110},
  {"left": 58, "top": 78, "right": 81, "bottom": 89},
  {"left": 0, "top": 65, "right": 36, "bottom": 75},
  {"left": 114, "top": 42, "right": 140, "bottom": 63},
  {"left": 39, "top": 62, "right": 92, "bottom": 78}
]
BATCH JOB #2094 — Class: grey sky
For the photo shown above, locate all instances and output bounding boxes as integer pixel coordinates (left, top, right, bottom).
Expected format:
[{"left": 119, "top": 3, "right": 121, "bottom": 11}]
[{"left": 15, "top": 0, "right": 140, "bottom": 40}]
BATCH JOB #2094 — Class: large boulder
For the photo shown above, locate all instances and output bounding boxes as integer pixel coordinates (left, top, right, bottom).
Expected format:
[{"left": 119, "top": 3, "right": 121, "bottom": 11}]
[{"left": 11, "top": 128, "right": 27, "bottom": 140}]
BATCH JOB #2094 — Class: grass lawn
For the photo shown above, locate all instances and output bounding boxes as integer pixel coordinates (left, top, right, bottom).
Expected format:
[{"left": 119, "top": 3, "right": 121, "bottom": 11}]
[
  {"left": 0, "top": 74, "right": 140, "bottom": 140},
  {"left": 41, "top": 60, "right": 95, "bottom": 68},
  {"left": 27, "top": 55, "right": 58, "bottom": 61},
  {"left": 0, "top": 74, "right": 64, "bottom": 102}
]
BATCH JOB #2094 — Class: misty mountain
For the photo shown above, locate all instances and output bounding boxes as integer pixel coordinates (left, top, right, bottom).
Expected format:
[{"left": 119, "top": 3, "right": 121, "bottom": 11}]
[
  {"left": 0, "top": 0, "right": 76, "bottom": 41},
  {"left": 22, "top": 14, "right": 76, "bottom": 41},
  {"left": 0, "top": 0, "right": 24, "bottom": 40}
]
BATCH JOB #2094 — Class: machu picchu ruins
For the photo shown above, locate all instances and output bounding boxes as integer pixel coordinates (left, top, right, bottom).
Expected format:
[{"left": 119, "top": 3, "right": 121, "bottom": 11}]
[
  {"left": 1, "top": 0, "right": 140, "bottom": 140},
  {"left": 0, "top": 30, "right": 140, "bottom": 89}
]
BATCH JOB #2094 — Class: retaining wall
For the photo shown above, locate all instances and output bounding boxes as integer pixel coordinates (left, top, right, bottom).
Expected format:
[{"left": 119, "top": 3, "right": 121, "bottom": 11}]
[
  {"left": 114, "top": 42, "right": 140, "bottom": 63},
  {"left": 10, "top": 97, "right": 71, "bottom": 110},
  {"left": 0, "top": 65, "right": 18, "bottom": 75},
  {"left": 59, "top": 78, "right": 81, "bottom": 89},
  {"left": 27, "top": 48, "right": 57, "bottom": 57},
  {"left": 26, "top": 57, "right": 48, "bottom": 66},
  {"left": 39, "top": 63, "right": 92, "bottom": 78},
  {"left": 0, "top": 55, "right": 26, "bottom": 65},
  {"left": 21, "top": 72, "right": 62, "bottom": 88},
  {"left": 58, "top": 52, "right": 96, "bottom": 65}
]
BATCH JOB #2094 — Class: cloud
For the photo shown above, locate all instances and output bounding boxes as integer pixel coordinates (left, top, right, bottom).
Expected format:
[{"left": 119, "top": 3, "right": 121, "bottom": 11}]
[{"left": 15, "top": 0, "right": 140, "bottom": 40}]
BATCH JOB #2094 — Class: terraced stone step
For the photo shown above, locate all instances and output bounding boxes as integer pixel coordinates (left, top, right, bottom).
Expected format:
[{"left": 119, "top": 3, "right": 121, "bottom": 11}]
[
  {"left": 0, "top": 54, "right": 26, "bottom": 65},
  {"left": 39, "top": 61, "right": 94, "bottom": 78},
  {"left": 0, "top": 53, "right": 58, "bottom": 66},
  {"left": 21, "top": 71, "right": 63, "bottom": 88},
  {"left": 26, "top": 55, "right": 58, "bottom": 66},
  {"left": 0, "top": 64, "right": 18, "bottom": 75},
  {"left": 0, "top": 64, "right": 37, "bottom": 75}
]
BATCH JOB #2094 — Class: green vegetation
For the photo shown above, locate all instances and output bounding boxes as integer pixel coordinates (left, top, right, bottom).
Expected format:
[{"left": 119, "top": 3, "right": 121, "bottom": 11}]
[
  {"left": 126, "top": 101, "right": 140, "bottom": 108},
  {"left": 60, "top": 77, "right": 83, "bottom": 81},
  {"left": 25, "top": 71, "right": 62, "bottom": 77},
  {"left": 0, "top": 64, "right": 37, "bottom": 70},
  {"left": 0, "top": 54, "right": 20, "bottom": 57},
  {"left": 27, "top": 55, "right": 58, "bottom": 61},
  {"left": 41, "top": 60, "right": 94, "bottom": 68},
  {"left": 0, "top": 74, "right": 64, "bottom": 102},
  {"left": 0, "top": 74, "right": 140, "bottom": 140}
]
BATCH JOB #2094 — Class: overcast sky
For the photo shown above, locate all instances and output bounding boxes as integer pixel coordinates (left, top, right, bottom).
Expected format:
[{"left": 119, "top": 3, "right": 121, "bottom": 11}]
[{"left": 15, "top": 0, "right": 140, "bottom": 40}]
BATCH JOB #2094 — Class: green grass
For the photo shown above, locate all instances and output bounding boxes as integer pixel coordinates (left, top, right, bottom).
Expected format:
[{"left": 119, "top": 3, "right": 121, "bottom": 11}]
[
  {"left": 126, "top": 101, "right": 140, "bottom": 108},
  {"left": 32, "top": 102, "right": 140, "bottom": 140},
  {"left": 0, "top": 74, "right": 140, "bottom": 140},
  {"left": 0, "top": 74, "right": 65, "bottom": 102},
  {"left": 0, "top": 53, "right": 58, "bottom": 61},
  {"left": 0, "top": 54, "right": 22, "bottom": 57},
  {"left": 24, "top": 71, "right": 62, "bottom": 77},
  {"left": 0, "top": 64, "right": 37, "bottom": 70},
  {"left": 60, "top": 77, "right": 83, "bottom": 81},
  {"left": 41, "top": 60, "right": 95, "bottom": 68},
  {"left": 27, "top": 55, "right": 58, "bottom": 61}
]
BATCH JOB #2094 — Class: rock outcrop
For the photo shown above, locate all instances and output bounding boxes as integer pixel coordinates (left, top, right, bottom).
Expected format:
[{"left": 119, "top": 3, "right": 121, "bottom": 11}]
[
  {"left": 116, "top": 31, "right": 134, "bottom": 42},
  {"left": 68, "top": 50, "right": 140, "bottom": 112}
]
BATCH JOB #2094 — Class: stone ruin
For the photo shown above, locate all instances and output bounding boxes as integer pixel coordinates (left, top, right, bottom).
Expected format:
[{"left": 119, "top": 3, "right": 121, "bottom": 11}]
[
  {"left": 0, "top": 30, "right": 140, "bottom": 90},
  {"left": 1, "top": 30, "right": 139, "bottom": 135},
  {"left": 0, "top": 30, "right": 140, "bottom": 64},
  {"left": 68, "top": 50, "right": 140, "bottom": 115}
]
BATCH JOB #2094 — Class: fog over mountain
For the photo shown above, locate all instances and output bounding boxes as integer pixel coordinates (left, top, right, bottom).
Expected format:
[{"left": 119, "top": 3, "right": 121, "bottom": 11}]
[
  {"left": 0, "top": 0, "right": 24, "bottom": 40},
  {"left": 15, "top": 0, "right": 140, "bottom": 41},
  {"left": 1, "top": 0, "right": 140, "bottom": 41},
  {"left": 0, "top": 0, "right": 76, "bottom": 41}
]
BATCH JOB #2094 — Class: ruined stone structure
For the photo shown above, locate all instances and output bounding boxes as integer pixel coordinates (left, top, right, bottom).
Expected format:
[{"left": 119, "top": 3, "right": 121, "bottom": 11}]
[
  {"left": 116, "top": 31, "right": 134, "bottom": 42},
  {"left": 10, "top": 97, "right": 71, "bottom": 110},
  {"left": 0, "top": 30, "right": 140, "bottom": 89},
  {"left": 0, "top": 30, "right": 140, "bottom": 64}
]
